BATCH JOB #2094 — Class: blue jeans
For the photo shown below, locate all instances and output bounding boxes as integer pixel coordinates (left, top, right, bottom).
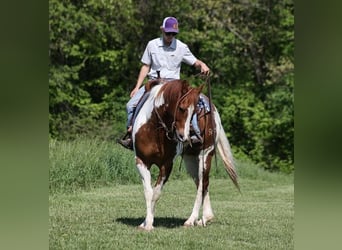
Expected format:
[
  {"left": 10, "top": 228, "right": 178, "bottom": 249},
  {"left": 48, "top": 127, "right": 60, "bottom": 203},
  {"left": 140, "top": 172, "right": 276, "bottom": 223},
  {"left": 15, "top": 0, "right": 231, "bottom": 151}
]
[{"left": 126, "top": 86, "right": 146, "bottom": 128}]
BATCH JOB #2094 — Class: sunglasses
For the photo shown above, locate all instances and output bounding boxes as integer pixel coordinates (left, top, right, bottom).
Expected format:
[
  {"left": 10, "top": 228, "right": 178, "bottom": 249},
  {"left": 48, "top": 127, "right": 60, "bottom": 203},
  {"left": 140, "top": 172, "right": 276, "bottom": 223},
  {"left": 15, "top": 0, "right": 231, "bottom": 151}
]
[{"left": 165, "top": 32, "right": 177, "bottom": 36}]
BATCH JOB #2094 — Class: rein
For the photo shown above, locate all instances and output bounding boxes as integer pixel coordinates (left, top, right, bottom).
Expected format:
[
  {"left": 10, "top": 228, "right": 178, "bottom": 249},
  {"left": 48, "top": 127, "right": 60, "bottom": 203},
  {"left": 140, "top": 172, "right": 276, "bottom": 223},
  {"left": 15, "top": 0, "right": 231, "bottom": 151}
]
[
  {"left": 172, "top": 87, "right": 198, "bottom": 132},
  {"left": 153, "top": 106, "right": 175, "bottom": 140},
  {"left": 153, "top": 86, "right": 199, "bottom": 142},
  {"left": 195, "top": 73, "right": 219, "bottom": 173}
]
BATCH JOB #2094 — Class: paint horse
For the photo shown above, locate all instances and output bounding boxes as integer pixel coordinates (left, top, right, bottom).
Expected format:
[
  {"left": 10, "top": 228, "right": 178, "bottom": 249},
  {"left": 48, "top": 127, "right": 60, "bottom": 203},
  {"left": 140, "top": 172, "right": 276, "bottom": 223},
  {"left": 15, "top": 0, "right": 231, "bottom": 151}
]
[{"left": 132, "top": 79, "right": 239, "bottom": 231}]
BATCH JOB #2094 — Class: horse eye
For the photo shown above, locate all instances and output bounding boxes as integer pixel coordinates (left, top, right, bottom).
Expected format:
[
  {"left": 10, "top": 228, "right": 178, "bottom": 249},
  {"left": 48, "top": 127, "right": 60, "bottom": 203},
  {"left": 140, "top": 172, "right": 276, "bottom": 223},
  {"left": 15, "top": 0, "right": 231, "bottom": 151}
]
[{"left": 179, "top": 107, "right": 186, "bottom": 113}]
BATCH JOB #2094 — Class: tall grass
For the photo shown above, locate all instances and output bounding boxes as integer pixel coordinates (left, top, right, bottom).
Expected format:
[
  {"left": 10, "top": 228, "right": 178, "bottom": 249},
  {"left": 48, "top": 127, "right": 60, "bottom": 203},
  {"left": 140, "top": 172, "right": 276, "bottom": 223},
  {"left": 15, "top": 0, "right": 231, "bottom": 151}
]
[
  {"left": 49, "top": 138, "right": 139, "bottom": 193},
  {"left": 49, "top": 138, "right": 293, "bottom": 193}
]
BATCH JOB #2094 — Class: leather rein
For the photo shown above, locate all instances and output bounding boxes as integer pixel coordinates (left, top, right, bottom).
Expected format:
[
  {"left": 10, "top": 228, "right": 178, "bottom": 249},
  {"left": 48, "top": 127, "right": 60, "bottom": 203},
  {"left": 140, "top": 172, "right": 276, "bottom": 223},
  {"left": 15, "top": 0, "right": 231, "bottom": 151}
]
[{"left": 153, "top": 87, "right": 197, "bottom": 141}]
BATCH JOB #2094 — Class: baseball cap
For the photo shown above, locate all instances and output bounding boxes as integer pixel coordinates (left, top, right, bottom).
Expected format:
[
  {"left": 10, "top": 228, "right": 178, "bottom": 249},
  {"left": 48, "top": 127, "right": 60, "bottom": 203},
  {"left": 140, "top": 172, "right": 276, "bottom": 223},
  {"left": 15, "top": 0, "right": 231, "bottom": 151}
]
[{"left": 162, "top": 17, "right": 179, "bottom": 33}]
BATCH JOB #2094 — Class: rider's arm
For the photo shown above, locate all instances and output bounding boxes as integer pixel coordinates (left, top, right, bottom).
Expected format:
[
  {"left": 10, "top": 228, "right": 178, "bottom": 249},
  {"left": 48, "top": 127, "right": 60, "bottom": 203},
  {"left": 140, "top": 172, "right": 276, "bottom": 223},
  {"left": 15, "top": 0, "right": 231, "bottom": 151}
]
[
  {"left": 193, "top": 60, "right": 210, "bottom": 75},
  {"left": 130, "top": 64, "right": 151, "bottom": 97}
]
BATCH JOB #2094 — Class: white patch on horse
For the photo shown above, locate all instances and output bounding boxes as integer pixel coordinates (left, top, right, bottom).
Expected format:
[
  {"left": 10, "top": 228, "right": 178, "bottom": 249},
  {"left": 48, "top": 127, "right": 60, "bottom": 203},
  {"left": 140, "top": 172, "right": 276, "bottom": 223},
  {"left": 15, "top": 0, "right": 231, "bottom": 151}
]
[
  {"left": 133, "top": 85, "right": 163, "bottom": 139},
  {"left": 154, "top": 90, "right": 165, "bottom": 108},
  {"left": 135, "top": 157, "right": 154, "bottom": 230}
]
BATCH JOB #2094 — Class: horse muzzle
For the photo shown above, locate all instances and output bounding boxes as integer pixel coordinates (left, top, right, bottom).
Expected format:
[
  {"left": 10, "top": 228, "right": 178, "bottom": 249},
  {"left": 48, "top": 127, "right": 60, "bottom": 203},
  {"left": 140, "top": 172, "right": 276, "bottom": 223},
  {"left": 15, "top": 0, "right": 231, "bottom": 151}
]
[{"left": 175, "top": 131, "right": 190, "bottom": 143}]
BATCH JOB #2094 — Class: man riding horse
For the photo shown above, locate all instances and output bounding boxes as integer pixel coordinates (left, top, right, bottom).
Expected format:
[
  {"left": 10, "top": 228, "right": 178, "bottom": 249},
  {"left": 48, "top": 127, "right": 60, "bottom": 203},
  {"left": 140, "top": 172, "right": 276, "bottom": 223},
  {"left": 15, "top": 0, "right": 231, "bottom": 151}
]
[{"left": 118, "top": 16, "right": 210, "bottom": 149}]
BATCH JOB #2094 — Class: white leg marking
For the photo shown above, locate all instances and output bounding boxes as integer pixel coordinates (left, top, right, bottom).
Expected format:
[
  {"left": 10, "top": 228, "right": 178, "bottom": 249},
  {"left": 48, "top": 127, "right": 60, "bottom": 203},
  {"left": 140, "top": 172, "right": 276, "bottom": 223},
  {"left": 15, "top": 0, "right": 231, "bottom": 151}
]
[
  {"left": 184, "top": 146, "right": 214, "bottom": 227},
  {"left": 197, "top": 190, "right": 214, "bottom": 226},
  {"left": 136, "top": 158, "right": 154, "bottom": 231}
]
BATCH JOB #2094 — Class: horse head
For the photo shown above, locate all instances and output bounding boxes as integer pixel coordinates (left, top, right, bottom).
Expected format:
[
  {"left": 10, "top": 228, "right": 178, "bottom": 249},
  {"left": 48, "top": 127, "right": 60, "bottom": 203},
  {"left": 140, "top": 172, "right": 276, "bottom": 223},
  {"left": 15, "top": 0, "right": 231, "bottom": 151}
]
[
  {"left": 153, "top": 80, "right": 204, "bottom": 143},
  {"left": 172, "top": 81, "right": 204, "bottom": 143}
]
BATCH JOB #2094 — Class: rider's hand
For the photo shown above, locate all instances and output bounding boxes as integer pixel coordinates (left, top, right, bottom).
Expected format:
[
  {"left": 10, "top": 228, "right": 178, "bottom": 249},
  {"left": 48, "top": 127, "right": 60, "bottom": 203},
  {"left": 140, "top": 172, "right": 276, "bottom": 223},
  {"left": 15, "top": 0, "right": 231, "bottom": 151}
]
[{"left": 130, "top": 87, "right": 139, "bottom": 98}]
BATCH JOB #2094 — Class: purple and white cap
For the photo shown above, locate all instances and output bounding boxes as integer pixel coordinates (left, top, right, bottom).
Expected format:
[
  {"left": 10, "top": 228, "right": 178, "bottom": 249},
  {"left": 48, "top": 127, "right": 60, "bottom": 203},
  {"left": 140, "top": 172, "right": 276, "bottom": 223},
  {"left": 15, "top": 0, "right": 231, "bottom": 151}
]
[{"left": 162, "top": 17, "right": 179, "bottom": 33}]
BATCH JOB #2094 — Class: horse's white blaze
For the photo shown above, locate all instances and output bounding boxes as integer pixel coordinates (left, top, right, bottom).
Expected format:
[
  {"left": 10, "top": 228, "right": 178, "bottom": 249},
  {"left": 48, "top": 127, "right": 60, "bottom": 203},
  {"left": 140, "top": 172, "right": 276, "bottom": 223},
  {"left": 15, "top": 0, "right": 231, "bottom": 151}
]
[
  {"left": 183, "top": 104, "right": 194, "bottom": 141},
  {"left": 133, "top": 85, "right": 163, "bottom": 140}
]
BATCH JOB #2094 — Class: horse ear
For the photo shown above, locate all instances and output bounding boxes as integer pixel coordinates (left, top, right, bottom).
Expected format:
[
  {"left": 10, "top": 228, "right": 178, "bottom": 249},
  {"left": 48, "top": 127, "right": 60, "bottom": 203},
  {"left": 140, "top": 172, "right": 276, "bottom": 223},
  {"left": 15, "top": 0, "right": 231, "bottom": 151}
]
[
  {"left": 196, "top": 83, "right": 205, "bottom": 93},
  {"left": 181, "top": 80, "right": 190, "bottom": 95}
]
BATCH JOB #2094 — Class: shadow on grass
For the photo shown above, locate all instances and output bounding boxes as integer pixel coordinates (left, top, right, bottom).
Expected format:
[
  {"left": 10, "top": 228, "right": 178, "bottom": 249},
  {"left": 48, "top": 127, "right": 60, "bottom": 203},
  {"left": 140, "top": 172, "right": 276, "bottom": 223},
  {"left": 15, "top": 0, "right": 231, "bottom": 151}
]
[{"left": 116, "top": 217, "right": 185, "bottom": 228}]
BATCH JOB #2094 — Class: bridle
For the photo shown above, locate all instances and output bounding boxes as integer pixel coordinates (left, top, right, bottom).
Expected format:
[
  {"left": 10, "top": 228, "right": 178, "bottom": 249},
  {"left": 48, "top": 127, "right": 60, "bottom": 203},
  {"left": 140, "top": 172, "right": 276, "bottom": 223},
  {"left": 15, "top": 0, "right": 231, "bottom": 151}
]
[{"left": 153, "top": 87, "right": 198, "bottom": 142}]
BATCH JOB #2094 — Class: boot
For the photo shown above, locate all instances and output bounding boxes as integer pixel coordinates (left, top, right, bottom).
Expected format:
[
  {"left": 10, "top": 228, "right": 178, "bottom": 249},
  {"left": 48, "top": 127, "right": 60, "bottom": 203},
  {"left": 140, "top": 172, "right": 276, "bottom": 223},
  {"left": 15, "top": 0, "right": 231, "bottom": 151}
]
[
  {"left": 190, "top": 134, "right": 203, "bottom": 144},
  {"left": 117, "top": 131, "right": 133, "bottom": 150}
]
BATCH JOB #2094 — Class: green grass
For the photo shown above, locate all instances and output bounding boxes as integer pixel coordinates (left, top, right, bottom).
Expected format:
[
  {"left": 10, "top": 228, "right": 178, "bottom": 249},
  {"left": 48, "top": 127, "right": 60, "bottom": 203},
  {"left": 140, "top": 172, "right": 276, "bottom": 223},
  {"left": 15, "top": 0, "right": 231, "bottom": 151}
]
[
  {"left": 49, "top": 138, "right": 293, "bottom": 249},
  {"left": 49, "top": 176, "right": 293, "bottom": 249}
]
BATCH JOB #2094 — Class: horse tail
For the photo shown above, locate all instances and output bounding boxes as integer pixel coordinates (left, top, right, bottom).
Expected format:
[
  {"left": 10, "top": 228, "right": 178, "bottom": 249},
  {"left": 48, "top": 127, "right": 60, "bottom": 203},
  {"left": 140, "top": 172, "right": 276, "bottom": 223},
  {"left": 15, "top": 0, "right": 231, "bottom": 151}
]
[{"left": 215, "top": 112, "right": 240, "bottom": 192}]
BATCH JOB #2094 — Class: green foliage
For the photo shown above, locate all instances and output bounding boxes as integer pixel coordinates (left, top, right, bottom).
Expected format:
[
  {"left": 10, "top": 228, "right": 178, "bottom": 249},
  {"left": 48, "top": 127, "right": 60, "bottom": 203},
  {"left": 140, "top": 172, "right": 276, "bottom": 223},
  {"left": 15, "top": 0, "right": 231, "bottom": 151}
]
[
  {"left": 49, "top": 0, "right": 294, "bottom": 172},
  {"left": 221, "top": 84, "right": 293, "bottom": 173}
]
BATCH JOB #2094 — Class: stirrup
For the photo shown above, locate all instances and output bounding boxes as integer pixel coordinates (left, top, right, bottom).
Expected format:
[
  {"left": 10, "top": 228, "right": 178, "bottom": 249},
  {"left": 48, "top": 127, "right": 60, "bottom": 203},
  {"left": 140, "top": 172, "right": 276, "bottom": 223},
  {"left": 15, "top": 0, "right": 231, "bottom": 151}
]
[
  {"left": 116, "top": 132, "right": 133, "bottom": 150},
  {"left": 191, "top": 134, "right": 203, "bottom": 144},
  {"left": 117, "top": 138, "right": 133, "bottom": 150},
  {"left": 122, "top": 131, "right": 131, "bottom": 140}
]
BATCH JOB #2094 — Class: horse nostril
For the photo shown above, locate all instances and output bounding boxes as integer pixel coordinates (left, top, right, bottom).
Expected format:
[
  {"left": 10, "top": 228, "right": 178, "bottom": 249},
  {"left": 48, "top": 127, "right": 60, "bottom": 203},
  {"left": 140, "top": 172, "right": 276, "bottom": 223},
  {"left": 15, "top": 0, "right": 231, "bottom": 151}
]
[{"left": 176, "top": 132, "right": 185, "bottom": 141}]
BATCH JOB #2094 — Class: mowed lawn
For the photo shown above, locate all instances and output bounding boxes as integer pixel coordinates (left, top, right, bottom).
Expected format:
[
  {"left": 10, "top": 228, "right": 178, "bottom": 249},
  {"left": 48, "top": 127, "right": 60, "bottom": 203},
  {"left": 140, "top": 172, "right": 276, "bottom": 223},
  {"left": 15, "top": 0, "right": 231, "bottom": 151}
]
[{"left": 49, "top": 175, "right": 293, "bottom": 249}]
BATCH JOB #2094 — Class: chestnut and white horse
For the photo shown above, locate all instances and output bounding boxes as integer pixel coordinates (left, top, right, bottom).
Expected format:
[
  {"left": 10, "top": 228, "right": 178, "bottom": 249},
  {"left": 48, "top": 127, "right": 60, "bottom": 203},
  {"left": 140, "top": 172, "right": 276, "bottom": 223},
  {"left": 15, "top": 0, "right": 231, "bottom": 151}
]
[{"left": 131, "top": 79, "right": 239, "bottom": 231}]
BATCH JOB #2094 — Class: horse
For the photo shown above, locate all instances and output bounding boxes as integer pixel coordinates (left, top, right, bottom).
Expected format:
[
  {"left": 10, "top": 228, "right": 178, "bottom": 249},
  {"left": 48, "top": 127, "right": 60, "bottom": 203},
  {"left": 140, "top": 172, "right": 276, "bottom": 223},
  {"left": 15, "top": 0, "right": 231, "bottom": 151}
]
[{"left": 131, "top": 79, "right": 239, "bottom": 231}]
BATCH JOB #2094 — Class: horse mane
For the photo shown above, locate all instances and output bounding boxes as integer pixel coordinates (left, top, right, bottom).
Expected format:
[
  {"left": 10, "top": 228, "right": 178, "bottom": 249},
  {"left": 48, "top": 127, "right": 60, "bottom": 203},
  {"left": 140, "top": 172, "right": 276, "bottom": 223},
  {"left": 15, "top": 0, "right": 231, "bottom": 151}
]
[
  {"left": 157, "top": 80, "right": 190, "bottom": 104},
  {"left": 145, "top": 79, "right": 162, "bottom": 92}
]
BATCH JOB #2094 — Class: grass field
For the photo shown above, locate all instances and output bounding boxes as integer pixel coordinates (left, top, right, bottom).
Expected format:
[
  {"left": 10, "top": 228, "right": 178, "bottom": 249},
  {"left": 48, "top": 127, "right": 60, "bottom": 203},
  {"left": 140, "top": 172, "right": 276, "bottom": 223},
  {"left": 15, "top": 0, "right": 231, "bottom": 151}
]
[
  {"left": 49, "top": 138, "right": 293, "bottom": 249},
  {"left": 49, "top": 172, "right": 293, "bottom": 249}
]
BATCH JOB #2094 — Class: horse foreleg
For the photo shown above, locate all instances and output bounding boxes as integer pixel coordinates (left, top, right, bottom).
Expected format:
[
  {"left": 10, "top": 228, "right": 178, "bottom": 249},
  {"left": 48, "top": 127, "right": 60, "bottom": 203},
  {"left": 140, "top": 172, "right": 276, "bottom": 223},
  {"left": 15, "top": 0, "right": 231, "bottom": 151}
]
[
  {"left": 151, "top": 162, "right": 173, "bottom": 216},
  {"left": 151, "top": 170, "right": 165, "bottom": 216},
  {"left": 136, "top": 157, "right": 154, "bottom": 231}
]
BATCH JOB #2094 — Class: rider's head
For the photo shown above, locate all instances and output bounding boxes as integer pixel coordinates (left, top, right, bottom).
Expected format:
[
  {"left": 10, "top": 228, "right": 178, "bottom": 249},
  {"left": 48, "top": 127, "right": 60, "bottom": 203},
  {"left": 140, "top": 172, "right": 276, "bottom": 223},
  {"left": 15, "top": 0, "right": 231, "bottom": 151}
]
[{"left": 160, "top": 17, "right": 179, "bottom": 45}]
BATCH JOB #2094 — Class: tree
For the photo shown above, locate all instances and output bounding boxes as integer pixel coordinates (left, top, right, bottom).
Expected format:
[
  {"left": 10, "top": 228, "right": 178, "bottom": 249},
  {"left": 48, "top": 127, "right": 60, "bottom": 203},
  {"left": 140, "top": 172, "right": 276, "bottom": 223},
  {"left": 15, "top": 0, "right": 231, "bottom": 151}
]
[{"left": 49, "top": 0, "right": 294, "bottom": 172}]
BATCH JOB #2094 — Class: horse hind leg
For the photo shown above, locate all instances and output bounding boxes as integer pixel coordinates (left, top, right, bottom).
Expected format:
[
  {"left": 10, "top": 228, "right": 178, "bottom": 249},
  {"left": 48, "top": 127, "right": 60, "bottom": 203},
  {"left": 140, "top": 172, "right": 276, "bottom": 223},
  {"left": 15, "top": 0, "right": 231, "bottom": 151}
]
[
  {"left": 182, "top": 154, "right": 200, "bottom": 226},
  {"left": 183, "top": 147, "right": 215, "bottom": 227},
  {"left": 198, "top": 151, "right": 215, "bottom": 226},
  {"left": 197, "top": 186, "right": 214, "bottom": 226}
]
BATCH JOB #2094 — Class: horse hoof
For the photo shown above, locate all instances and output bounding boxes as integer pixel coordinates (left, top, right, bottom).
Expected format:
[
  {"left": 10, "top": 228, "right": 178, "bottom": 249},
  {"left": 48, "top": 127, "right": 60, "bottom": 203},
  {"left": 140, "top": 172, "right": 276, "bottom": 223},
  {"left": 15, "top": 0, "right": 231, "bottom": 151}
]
[
  {"left": 183, "top": 221, "right": 194, "bottom": 227},
  {"left": 205, "top": 215, "right": 214, "bottom": 223},
  {"left": 197, "top": 219, "right": 205, "bottom": 226},
  {"left": 198, "top": 216, "right": 214, "bottom": 227},
  {"left": 137, "top": 225, "right": 154, "bottom": 231}
]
